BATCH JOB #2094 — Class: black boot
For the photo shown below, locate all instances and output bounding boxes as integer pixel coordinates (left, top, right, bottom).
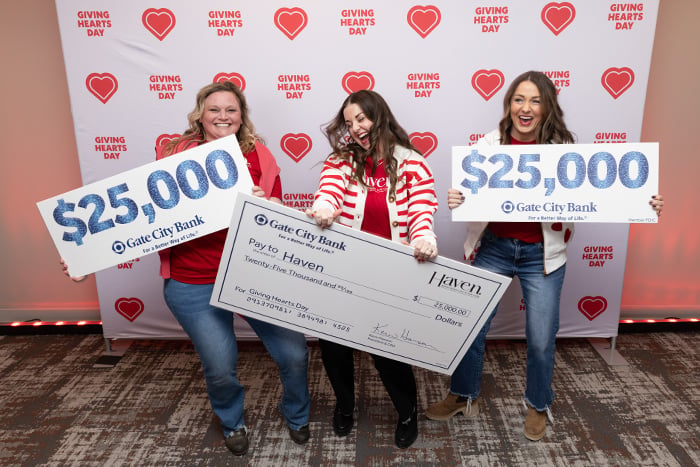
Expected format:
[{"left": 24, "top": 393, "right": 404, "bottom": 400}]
[
  {"left": 332, "top": 405, "right": 354, "bottom": 436},
  {"left": 395, "top": 407, "right": 418, "bottom": 448}
]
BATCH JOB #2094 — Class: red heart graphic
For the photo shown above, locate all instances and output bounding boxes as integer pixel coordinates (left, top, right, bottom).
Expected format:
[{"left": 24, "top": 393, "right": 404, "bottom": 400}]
[
  {"left": 409, "top": 132, "right": 438, "bottom": 158},
  {"left": 407, "top": 5, "right": 441, "bottom": 38},
  {"left": 471, "top": 69, "right": 505, "bottom": 101},
  {"left": 601, "top": 67, "right": 635, "bottom": 99},
  {"left": 142, "top": 8, "right": 176, "bottom": 41},
  {"left": 155, "top": 133, "right": 181, "bottom": 149},
  {"left": 549, "top": 223, "right": 572, "bottom": 242},
  {"left": 280, "top": 133, "right": 312, "bottom": 162},
  {"left": 85, "top": 73, "right": 118, "bottom": 104},
  {"left": 541, "top": 2, "right": 576, "bottom": 36},
  {"left": 274, "top": 7, "right": 308, "bottom": 40},
  {"left": 114, "top": 297, "right": 145, "bottom": 322},
  {"left": 564, "top": 228, "right": 572, "bottom": 243},
  {"left": 342, "top": 71, "right": 375, "bottom": 94},
  {"left": 212, "top": 72, "right": 246, "bottom": 92},
  {"left": 577, "top": 296, "right": 607, "bottom": 321}
]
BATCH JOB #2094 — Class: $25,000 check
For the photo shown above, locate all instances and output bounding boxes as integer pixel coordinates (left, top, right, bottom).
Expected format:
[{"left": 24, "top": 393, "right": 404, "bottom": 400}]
[{"left": 211, "top": 194, "right": 512, "bottom": 375}]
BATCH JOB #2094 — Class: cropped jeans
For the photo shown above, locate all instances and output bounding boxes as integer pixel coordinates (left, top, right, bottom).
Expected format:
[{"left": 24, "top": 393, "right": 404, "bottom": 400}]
[
  {"left": 449, "top": 229, "right": 566, "bottom": 411},
  {"left": 164, "top": 279, "right": 310, "bottom": 437}
]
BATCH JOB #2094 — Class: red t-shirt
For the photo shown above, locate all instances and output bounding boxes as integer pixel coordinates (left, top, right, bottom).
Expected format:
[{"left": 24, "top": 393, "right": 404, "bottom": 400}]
[
  {"left": 487, "top": 136, "right": 544, "bottom": 243},
  {"left": 169, "top": 148, "right": 283, "bottom": 283},
  {"left": 360, "top": 157, "right": 391, "bottom": 240}
]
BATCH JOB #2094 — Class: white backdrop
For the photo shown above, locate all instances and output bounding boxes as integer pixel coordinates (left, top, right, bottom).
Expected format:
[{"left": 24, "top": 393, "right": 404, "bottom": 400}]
[{"left": 54, "top": 1, "right": 659, "bottom": 339}]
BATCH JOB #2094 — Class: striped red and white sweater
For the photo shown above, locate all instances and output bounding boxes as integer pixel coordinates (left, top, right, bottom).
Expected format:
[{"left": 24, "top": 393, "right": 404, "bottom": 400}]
[{"left": 311, "top": 145, "right": 438, "bottom": 247}]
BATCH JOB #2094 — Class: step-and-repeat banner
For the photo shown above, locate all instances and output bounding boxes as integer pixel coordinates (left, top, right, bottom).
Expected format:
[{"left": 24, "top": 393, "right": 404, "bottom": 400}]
[{"left": 54, "top": 1, "right": 658, "bottom": 339}]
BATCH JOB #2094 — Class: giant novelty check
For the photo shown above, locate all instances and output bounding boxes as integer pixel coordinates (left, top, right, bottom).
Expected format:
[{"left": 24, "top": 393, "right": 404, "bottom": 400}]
[
  {"left": 37, "top": 134, "right": 253, "bottom": 277},
  {"left": 452, "top": 142, "right": 659, "bottom": 223},
  {"left": 211, "top": 194, "right": 512, "bottom": 375}
]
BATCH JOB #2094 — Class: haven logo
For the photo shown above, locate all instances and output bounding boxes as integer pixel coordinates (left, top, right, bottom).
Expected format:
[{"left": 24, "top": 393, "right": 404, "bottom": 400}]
[
  {"left": 213, "top": 72, "right": 246, "bottom": 91},
  {"left": 340, "top": 9, "right": 375, "bottom": 35},
  {"left": 471, "top": 69, "right": 504, "bottom": 101},
  {"left": 149, "top": 75, "right": 183, "bottom": 100},
  {"left": 342, "top": 71, "right": 375, "bottom": 94},
  {"left": 278, "top": 74, "right": 311, "bottom": 99},
  {"left": 274, "top": 7, "right": 308, "bottom": 40},
  {"left": 601, "top": 67, "right": 635, "bottom": 99},
  {"left": 86, "top": 73, "right": 118, "bottom": 104},
  {"left": 77, "top": 10, "right": 111, "bottom": 36},
  {"left": 208, "top": 10, "right": 243, "bottom": 36},
  {"left": 95, "top": 136, "right": 127, "bottom": 160},
  {"left": 541, "top": 2, "right": 576, "bottom": 36},
  {"left": 428, "top": 271, "right": 483, "bottom": 298},
  {"left": 407, "top": 5, "right": 441, "bottom": 38},
  {"left": 578, "top": 296, "right": 607, "bottom": 321},
  {"left": 142, "top": 8, "right": 176, "bottom": 41},
  {"left": 473, "top": 6, "right": 509, "bottom": 33},
  {"left": 280, "top": 133, "right": 312, "bottom": 163},
  {"left": 114, "top": 297, "right": 144, "bottom": 322}
]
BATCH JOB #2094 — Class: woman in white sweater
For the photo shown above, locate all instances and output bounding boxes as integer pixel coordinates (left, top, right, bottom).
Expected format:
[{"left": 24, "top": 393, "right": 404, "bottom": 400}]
[{"left": 425, "top": 71, "right": 664, "bottom": 442}]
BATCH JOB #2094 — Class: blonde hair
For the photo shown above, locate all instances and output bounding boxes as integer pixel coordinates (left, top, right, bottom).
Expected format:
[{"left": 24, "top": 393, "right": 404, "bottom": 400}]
[{"left": 162, "top": 81, "right": 261, "bottom": 156}]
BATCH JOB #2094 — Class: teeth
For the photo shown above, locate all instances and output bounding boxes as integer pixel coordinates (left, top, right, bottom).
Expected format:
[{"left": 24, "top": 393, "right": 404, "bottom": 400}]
[{"left": 215, "top": 123, "right": 230, "bottom": 127}]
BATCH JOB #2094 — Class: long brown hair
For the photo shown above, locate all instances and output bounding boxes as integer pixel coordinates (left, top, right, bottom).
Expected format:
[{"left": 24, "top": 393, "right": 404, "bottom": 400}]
[
  {"left": 323, "top": 90, "right": 418, "bottom": 194},
  {"left": 161, "top": 81, "right": 261, "bottom": 156},
  {"left": 498, "top": 71, "right": 574, "bottom": 145}
]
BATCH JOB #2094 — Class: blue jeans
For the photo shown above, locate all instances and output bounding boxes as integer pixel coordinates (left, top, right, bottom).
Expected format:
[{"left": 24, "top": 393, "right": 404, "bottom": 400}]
[
  {"left": 450, "top": 229, "right": 565, "bottom": 411},
  {"left": 164, "top": 279, "right": 310, "bottom": 436}
]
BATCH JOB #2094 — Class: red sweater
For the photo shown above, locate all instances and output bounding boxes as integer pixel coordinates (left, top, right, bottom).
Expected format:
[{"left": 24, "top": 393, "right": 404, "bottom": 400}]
[
  {"left": 156, "top": 140, "right": 281, "bottom": 283},
  {"left": 487, "top": 136, "right": 544, "bottom": 243}
]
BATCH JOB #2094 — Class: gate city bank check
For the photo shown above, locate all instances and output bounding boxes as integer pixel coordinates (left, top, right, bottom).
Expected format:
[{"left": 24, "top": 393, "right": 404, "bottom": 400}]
[{"left": 211, "top": 194, "right": 511, "bottom": 374}]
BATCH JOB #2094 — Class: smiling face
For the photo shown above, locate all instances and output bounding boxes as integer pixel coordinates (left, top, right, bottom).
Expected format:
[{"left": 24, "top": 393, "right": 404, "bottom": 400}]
[
  {"left": 509, "top": 80, "right": 543, "bottom": 142},
  {"left": 199, "top": 91, "right": 242, "bottom": 141},
  {"left": 343, "top": 103, "right": 373, "bottom": 150}
]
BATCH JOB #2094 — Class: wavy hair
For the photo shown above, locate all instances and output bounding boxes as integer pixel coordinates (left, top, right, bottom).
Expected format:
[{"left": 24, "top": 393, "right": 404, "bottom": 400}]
[
  {"left": 323, "top": 90, "right": 418, "bottom": 194},
  {"left": 161, "top": 81, "right": 261, "bottom": 156},
  {"left": 498, "top": 71, "right": 574, "bottom": 145}
]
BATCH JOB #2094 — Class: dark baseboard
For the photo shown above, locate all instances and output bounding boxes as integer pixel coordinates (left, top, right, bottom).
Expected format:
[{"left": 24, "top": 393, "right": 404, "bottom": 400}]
[
  {"left": 0, "top": 324, "right": 104, "bottom": 336},
  {"left": 618, "top": 321, "right": 700, "bottom": 334}
]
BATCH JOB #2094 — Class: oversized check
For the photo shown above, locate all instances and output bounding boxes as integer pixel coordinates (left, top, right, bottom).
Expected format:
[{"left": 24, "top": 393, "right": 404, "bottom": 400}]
[
  {"left": 211, "top": 193, "right": 512, "bottom": 375},
  {"left": 452, "top": 142, "right": 659, "bottom": 223},
  {"left": 37, "top": 134, "right": 253, "bottom": 277}
]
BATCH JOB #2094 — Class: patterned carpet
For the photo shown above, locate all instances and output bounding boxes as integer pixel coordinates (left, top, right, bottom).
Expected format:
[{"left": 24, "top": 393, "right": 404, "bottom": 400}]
[{"left": 0, "top": 330, "right": 697, "bottom": 466}]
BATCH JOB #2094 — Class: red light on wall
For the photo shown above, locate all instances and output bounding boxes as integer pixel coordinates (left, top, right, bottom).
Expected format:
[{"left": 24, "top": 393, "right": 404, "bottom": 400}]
[
  {"left": 620, "top": 318, "right": 698, "bottom": 325},
  {"left": 3, "top": 320, "right": 102, "bottom": 327}
]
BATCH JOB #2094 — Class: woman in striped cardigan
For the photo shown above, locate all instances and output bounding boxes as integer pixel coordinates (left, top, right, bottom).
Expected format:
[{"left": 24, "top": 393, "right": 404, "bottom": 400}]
[{"left": 306, "top": 90, "right": 438, "bottom": 449}]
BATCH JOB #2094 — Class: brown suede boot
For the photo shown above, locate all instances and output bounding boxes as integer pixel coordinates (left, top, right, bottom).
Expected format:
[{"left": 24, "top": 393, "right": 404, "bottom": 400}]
[
  {"left": 523, "top": 407, "right": 547, "bottom": 441},
  {"left": 425, "top": 393, "right": 479, "bottom": 421}
]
